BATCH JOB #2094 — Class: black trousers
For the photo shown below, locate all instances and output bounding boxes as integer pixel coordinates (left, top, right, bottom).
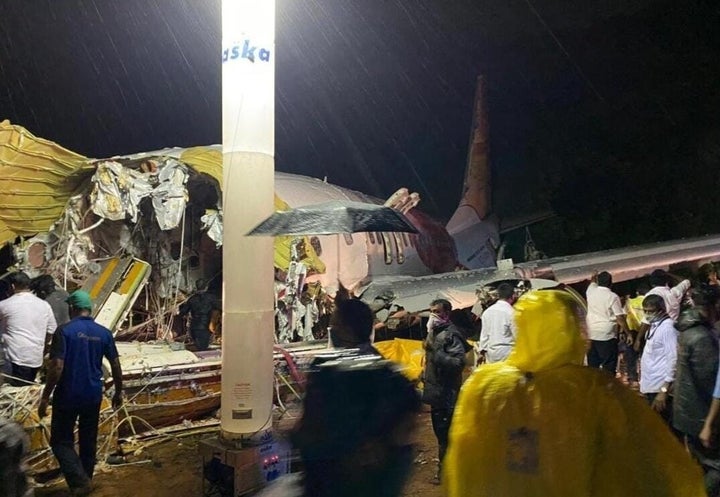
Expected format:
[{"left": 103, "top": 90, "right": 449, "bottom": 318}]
[
  {"left": 190, "top": 327, "right": 211, "bottom": 351},
  {"left": 587, "top": 338, "right": 618, "bottom": 374},
  {"left": 430, "top": 407, "right": 453, "bottom": 474},
  {"left": 50, "top": 401, "right": 101, "bottom": 490},
  {"left": 687, "top": 435, "right": 720, "bottom": 497},
  {"left": 8, "top": 363, "right": 38, "bottom": 386}
]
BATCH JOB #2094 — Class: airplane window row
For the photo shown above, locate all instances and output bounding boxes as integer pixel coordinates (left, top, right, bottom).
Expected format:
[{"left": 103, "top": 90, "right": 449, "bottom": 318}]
[
  {"left": 315, "top": 232, "right": 416, "bottom": 266},
  {"left": 367, "top": 231, "right": 415, "bottom": 248},
  {"left": 367, "top": 231, "right": 415, "bottom": 265}
]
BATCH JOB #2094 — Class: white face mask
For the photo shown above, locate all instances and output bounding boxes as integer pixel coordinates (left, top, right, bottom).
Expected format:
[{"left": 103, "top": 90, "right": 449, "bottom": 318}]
[
  {"left": 427, "top": 312, "right": 447, "bottom": 330},
  {"left": 645, "top": 311, "right": 663, "bottom": 323}
]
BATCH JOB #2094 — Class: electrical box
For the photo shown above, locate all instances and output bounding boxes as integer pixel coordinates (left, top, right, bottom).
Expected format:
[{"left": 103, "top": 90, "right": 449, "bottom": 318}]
[{"left": 199, "top": 436, "right": 291, "bottom": 496}]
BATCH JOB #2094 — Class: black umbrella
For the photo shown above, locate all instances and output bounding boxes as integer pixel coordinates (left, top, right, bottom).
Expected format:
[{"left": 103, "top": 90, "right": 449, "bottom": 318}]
[{"left": 246, "top": 200, "right": 418, "bottom": 236}]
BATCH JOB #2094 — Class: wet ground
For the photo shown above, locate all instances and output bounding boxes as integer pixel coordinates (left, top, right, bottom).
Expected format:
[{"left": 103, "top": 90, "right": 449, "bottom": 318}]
[{"left": 33, "top": 408, "right": 441, "bottom": 497}]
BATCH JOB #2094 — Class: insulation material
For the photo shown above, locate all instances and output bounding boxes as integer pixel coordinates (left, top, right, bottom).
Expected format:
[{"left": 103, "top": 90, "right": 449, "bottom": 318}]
[
  {"left": 90, "top": 159, "right": 189, "bottom": 230},
  {"left": 151, "top": 159, "right": 189, "bottom": 230},
  {"left": 90, "top": 161, "right": 153, "bottom": 222},
  {"left": 201, "top": 209, "right": 223, "bottom": 246}
]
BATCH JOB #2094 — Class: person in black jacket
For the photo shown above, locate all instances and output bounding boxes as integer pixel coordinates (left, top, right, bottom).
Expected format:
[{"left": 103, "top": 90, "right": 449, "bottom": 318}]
[
  {"left": 256, "top": 358, "right": 421, "bottom": 497},
  {"left": 422, "top": 299, "right": 471, "bottom": 484},
  {"left": 673, "top": 284, "right": 720, "bottom": 497},
  {"left": 328, "top": 298, "right": 380, "bottom": 356},
  {"left": 178, "top": 279, "right": 221, "bottom": 351}
]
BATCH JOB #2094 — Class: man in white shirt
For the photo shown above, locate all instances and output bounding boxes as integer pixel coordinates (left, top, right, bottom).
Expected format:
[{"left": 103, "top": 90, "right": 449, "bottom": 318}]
[
  {"left": 645, "top": 269, "right": 691, "bottom": 323},
  {"left": 639, "top": 294, "right": 678, "bottom": 426},
  {"left": 0, "top": 272, "right": 57, "bottom": 385},
  {"left": 586, "top": 271, "right": 629, "bottom": 375},
  {"left": 479, "top": 283, "right": 516, "bottom": 363}
]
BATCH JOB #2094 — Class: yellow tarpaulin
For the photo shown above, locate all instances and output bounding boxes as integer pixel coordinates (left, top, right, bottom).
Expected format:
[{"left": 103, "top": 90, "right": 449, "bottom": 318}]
[
  {"left": 0, "top": 120, "right": 94, "bottom": 245},
  {"left": 374, "top": 338, "right": 425, "bottom": 381},
  {"left": 0, "top": 124, "right": 324, "bottom": 276}
]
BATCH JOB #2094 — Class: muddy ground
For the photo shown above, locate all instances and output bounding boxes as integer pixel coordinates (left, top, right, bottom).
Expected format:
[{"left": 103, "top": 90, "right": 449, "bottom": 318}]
[{"left": 33, "top": 408, "right": 441, "bottom": 497}]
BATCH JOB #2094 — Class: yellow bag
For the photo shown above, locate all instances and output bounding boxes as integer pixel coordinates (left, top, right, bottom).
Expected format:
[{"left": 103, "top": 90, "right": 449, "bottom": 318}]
[{"left": 374, "top": 338, "right": 425, "bottom": 381}]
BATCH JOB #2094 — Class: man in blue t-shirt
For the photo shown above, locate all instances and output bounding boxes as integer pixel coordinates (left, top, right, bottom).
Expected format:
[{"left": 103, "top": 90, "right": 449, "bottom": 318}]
[{"left": 38, "top": 290, "right": 123, "bottom": 496}]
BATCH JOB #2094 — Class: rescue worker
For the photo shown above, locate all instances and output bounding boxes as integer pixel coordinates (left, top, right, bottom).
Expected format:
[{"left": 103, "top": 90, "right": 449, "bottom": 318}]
[
  {"left": 0, "top": 271, "right": 57, "bottom": 385},
  {"left": 673, "top": 284, "right": 720, "bottom": 496},
  {"left": 478, "top": 282, "right": 516, "bottom": 363},
  {"left": 699, "top": 263, "right": 720, "bottom": 286},
  {"left": 30, "top": 274, "right": 70, "bottom": 326},
  {"left": 638, "top": 295, "right": 678, "bottom": 428},
  {"left": 622, "top": 281, "right": 648, "bottom": 387},
  {"left": 444, "top": 289, "right": 705, "bottom": 497},
  {"left": 39, "top": 290, "right": 123, "bottom": 496},
  {"left": 178, "top": 279, "right": 221, "bottom": 351},
  {"left": 585, "top": 271, "right": 629, "bottom": 375},
  {"left": 422, "top": 298, "right": 471, "bottom": 484}
]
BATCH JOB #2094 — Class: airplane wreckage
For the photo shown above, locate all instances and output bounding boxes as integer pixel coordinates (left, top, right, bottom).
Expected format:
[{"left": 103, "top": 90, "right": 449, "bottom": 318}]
[
  {"left": 5, "top": 70, "right": 720, "bottom": 476},
  {"left": 0, "top": 99, "right": 504, "bottom": 478}
]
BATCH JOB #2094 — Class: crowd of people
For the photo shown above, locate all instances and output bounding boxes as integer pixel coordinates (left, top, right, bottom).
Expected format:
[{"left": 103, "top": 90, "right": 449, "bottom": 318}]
[
  {"left": 264, "top": 264, "right": 720, "bottom": 497},
  {"left": 436, "top": 265, "right": 720, "bottom": 496},
  {"left": 310, "top": 264, "right": 720, "bottom": 496},
  {"left": 0, "top": 272, "right": 123, "bottom": 496},
  {"left": 6, "top": 262, "right": 720, "bottom": 496}
]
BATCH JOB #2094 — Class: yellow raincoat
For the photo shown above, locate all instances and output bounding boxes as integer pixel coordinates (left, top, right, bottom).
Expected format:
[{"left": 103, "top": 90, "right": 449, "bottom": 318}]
[
  {"left": 626, "top": 294, "right": 646, "bottom": 331},
  {"left": 444, "top": 289, "right": 705, "bottom": 497}
]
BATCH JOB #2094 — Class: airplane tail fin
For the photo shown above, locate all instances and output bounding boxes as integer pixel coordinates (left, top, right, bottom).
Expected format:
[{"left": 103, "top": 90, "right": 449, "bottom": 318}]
[{"left": 446, "top": 76, "right": 500, "bottom": 269}]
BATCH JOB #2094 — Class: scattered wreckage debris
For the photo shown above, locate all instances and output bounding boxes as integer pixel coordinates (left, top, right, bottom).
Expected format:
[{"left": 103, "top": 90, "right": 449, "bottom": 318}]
[
  {"left": 0, "top": 340, "right": 324, "bottom": 481},
  {"left": 3, "top": 120, "right": 332, "bottom": 344},
  {"left": 1, "top": 122, "right": 472, "bottom": 482},
  {"left": 0, "top": 124, "right": 348, "bottom": 484}
]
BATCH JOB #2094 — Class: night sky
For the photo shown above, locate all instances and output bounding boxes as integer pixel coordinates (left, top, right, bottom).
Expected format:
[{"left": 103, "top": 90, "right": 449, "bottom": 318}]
[{"left": 1, "top": 0, "right": 719, "bottom": 257}]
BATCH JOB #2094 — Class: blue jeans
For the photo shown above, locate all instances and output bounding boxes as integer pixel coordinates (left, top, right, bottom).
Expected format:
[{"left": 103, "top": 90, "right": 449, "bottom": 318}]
[{"left": 50, "top": 401, "right": 101, "bottom": 490}]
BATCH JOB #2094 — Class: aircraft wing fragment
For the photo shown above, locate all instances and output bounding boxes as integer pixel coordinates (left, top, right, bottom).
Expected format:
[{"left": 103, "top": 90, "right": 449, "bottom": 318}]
[{"left": 359, "top": 267, "right": 521, "bottom": 313}]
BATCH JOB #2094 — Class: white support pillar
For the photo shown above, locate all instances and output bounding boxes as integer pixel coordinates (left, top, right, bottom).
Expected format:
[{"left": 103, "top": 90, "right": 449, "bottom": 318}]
[{"left": 220, "top": 0, "right": 275, "bottom": 440}]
